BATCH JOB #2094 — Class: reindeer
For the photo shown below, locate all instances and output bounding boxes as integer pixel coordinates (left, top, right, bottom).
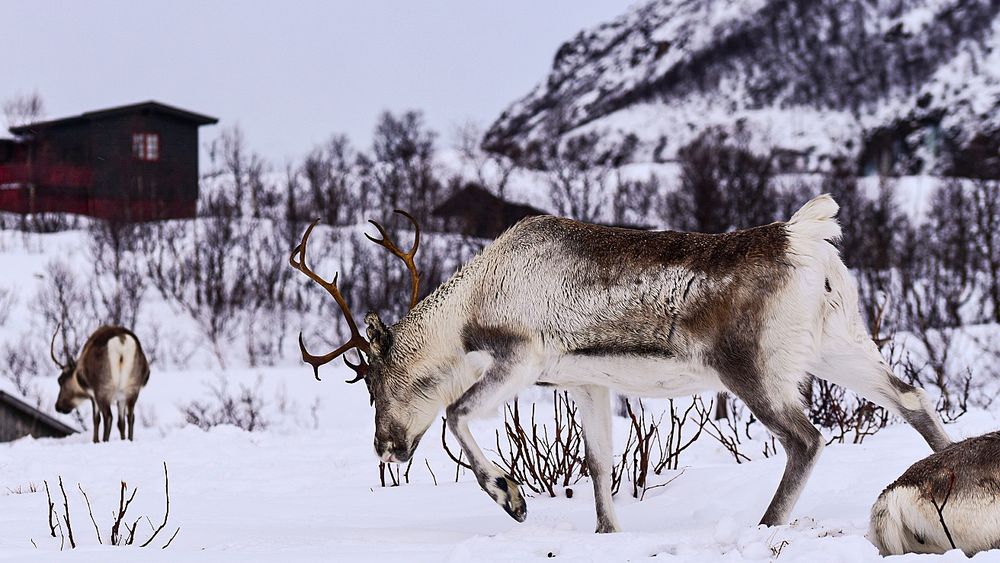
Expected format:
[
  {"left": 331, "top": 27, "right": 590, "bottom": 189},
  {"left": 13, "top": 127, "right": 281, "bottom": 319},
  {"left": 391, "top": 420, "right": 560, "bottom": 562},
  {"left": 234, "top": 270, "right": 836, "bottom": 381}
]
[
  {"left": 870, "top": 432, "right": 1000, "bottom": 556},
  {"left": 290, "top": 197, "right": 951, "bottom": 532},
  {"left": 52, "top": 325, "right": 150, "bottom": 443}
]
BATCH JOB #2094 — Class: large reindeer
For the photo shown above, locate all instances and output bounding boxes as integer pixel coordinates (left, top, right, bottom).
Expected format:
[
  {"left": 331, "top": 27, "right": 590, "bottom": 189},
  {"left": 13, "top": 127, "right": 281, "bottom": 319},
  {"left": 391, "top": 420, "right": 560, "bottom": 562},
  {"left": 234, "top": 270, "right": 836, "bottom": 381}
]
[
  {"left": 870, "top": 432, "right": 1000, "bottom": 556},
  {"left": 52, "top": 325, "right": 150, "bottom": 443},
  {"left": 291, "top": 197, "right": 951, "bottom": 532}
]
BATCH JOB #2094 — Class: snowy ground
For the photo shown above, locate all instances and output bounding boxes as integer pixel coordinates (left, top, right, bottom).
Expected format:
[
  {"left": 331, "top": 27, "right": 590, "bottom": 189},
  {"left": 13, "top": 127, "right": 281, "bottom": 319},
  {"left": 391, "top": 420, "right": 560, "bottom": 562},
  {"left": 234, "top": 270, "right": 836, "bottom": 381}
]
[
  {"left": 0, "top": 228, "right": 998, "bottom": 561},
  {"left": 1, "top": 365, "right": 997, "bottom": 562}
]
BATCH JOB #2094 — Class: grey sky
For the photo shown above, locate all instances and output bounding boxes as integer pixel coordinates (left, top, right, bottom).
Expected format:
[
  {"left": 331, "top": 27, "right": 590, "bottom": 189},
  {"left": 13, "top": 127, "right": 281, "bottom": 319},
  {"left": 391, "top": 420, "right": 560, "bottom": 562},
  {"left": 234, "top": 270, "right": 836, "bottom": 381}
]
[{"left": 3, "top": 1, "right": 633, "bottom": 163}]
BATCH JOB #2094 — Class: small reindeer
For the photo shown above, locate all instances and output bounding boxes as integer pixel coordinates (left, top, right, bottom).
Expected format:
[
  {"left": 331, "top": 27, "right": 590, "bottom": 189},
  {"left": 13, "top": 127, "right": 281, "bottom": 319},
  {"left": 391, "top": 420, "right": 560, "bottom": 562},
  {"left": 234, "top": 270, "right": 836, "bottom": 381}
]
[
  {"left": 870, "top": 432, "right": 1000, "bottom": 556},
  {"left": 53, "top": 325, "right": 150, "bottom": 443},
  {"left": 291, "top": 198, "right": 951, "bottom": 532}
]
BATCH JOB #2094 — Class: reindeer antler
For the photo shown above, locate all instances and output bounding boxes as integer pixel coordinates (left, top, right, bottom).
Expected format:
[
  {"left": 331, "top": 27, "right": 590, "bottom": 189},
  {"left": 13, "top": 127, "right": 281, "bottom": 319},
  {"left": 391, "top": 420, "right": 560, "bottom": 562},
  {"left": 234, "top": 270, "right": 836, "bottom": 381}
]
[
  {"left": 289, "top": 219, "right": 371, "bottom": 383},
  {"left": 366, "top": 209, "right": 421, "bottom": 309},
  {"left": 49, "top": 322, "right": 66, "bottom": 370},
  {"left": 290, "top": 212, "right": 423, "bottom": 383}
]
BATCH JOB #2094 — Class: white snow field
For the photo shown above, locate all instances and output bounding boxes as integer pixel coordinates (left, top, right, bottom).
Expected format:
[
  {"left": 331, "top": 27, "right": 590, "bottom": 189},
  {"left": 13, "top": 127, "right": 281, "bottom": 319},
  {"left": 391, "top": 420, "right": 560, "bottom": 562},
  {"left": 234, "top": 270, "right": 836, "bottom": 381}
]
[{"left": 0, "top": 228, "right": 997, "bottom": 562}]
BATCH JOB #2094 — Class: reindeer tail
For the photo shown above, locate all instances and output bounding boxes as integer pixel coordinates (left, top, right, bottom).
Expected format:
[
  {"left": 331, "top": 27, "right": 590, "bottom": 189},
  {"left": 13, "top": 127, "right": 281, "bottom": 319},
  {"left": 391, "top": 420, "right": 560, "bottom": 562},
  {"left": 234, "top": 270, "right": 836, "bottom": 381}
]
[{"left": 786, "top": 193, "right": 842, "bottom": 244}]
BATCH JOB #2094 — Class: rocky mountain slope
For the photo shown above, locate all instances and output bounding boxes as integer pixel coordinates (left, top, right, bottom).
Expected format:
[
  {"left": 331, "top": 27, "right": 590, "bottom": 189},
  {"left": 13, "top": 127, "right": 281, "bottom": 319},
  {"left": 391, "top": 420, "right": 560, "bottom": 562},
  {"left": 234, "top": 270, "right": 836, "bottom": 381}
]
[{"left": 484, "top": 0, "right": 1000, "bottom": 176}]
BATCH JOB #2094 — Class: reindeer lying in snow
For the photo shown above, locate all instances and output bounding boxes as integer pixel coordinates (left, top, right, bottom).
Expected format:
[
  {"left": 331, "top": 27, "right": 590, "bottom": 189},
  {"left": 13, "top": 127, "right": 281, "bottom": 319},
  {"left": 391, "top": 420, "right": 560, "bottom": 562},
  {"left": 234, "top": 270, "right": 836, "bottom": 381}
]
[
  {"left": 870, "top": 432, "right": 1000, "bottom": 556},
  {"left": 53, "top": 325, "right": 150, "bottom": 443},
  {"left": 291, "top": 196, "right": 951, "bottom": 532}
]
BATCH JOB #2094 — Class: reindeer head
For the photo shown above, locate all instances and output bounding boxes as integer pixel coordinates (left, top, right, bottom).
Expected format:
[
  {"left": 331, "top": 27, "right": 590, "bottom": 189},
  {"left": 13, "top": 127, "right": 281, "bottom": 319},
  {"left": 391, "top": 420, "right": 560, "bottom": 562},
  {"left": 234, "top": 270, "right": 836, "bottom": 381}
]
[
  {"left": 50, "top": 326, "right": 83, "bottom": 414},
  {"left": 290, "top": 211, "right": 434, "bottom": 463}
]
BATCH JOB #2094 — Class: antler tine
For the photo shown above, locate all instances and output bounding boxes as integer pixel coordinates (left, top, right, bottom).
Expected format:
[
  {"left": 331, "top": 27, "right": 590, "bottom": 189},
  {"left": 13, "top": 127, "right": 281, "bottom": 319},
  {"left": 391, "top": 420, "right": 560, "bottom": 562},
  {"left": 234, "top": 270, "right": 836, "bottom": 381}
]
[
  {"left": 49, "top": 322, "right": 66, "bottom": 370},
  {"left": 343, "top": 353, "right": 368, "bottom": 384},
  {"left": 365, "top": 209, "right": 422, "bottom": 309},
  {"left": 290, "top": 219, "right": 371, "bottom": 381}
]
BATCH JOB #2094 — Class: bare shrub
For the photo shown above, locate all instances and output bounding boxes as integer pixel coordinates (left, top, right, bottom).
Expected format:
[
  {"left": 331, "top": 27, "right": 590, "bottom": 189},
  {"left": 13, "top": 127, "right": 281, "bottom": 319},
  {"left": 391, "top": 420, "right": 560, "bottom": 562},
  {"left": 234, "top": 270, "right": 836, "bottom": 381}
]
[
  {"left": 441, "top": 393, "right": 711, "bottom": 500},
  {"left": 612, "top": 174, "right": 660, "bottom": 227},
  {"left": 692, "top": 397, "right": 750, "bottom": 463},
  {"left": 247, "top": 219, "right": 297, "bottom": 365},
  {"left": 358, "top": 110, "right": 445, "bottom": 226},
  {"left": 821, "top": 163, "right": 868, "bottom": 268},
  {"left": 145, "top": 188, "right": 272, "bottom": 366},
  {"left": 379, "top": 460, "right": 414, "bottom": 487},
  {"left": 852, "top": 181, "right": 914, "bottom": 337},
  {"left": 969, "top": 179, "right": 1000, "bottom": 322},
  {"left": 15, "top": 213, "right": 81, "bottom": 235},
  {"left": 206, "top": 125, "right": 274, "bottom": 219},
  {"left": 88, "top": 220, "right": 147, "bottom": 327},
  {"left": 615, "top": 400, "right": 656, "bottom": 498},
  {"left": 896, "top": 181, "right": 980, "bottom": 417},
  {"left": 0, "top": 334, "right": 43, "bottom": 404},
  {"left": 5, "top": 482, "right": 39, "bottom": 495},
  {"left": 302, "top": 135, "right": 358, "bottom": 227},
  {"left": 3, "top": 91, "right": 44, "bottom": 129},
  {"left": 454, "top": 121, "right": 516, "bottom": 200},
  {"left": 31, "top": 260, "right": 88, "bottom": 360},
  {"left": 809, "top": 380, "right": 890, "bottom": 444},
  {"left": 0, "top": 286, "right": 17, "bottom": 326},
  {"left": 536, "top": 131, "right": 637, "bottom": 222},
  {"left": 181, "top": 376, "right": 268, "bottom": 432},
  {"left": 322, "top": 224, "right": 481, "bottom": 339},
  {"left": 662, "top": 126, "right": 778, "bottom": 233},
  {"left": 146, "top": 221, "right": 240, "bottom": 364},
  {"left": 492, "top": 392, "right": 586, "bottom": 497},
  {"left": 40, "top": 464, "right": 178, "bottom": 550},
  {"left": 653, "top": 399, "right": 710, "bottom": 473},
  {"left": 609, "top": 398, "right": 708, "bottom": 498}
]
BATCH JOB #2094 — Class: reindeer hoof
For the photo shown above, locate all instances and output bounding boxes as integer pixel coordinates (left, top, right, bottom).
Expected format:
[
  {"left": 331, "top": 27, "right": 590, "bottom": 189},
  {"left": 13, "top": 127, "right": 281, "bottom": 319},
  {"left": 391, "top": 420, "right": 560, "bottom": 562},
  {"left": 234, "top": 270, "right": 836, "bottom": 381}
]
[{"left": 489, "top": 475, "right": 527, "bottom": 522}]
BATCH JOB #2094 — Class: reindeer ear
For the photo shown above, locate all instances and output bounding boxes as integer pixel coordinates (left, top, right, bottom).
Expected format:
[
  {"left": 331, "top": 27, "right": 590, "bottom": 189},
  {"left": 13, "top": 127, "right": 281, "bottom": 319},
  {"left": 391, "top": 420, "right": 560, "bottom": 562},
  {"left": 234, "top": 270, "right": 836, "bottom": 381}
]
[{"left": 365, "top": 312, "right": 392, "bottom": 356}]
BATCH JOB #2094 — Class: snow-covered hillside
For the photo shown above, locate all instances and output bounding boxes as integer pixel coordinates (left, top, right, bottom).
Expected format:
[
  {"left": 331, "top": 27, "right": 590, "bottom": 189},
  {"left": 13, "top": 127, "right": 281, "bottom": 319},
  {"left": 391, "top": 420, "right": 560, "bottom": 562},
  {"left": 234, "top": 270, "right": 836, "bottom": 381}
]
[
  {"left": 0, "top": 227, "right": 996, "bottom": 561},
  {"left": 484, "top": 0, "right": 1000, "bottom": 176}
]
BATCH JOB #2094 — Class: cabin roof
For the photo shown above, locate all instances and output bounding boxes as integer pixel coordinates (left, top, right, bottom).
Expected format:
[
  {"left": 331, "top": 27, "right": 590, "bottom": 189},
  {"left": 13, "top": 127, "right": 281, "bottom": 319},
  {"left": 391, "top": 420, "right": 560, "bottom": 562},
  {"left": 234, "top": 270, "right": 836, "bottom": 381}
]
[
  {"left": 9, "top": 100, "right": 219, "bottom": 135},
  {"left": 0, "top": 390, "right": 78, "bottom": 436},
  {"left": 433, "top": 184, "right": 547, "bottom": 218}
]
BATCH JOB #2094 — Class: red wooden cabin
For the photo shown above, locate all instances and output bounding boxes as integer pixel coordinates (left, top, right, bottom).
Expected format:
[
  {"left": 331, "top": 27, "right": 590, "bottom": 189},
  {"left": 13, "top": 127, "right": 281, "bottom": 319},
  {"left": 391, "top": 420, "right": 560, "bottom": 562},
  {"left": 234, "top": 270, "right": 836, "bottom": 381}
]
[{"left": 0, "top": 101, "right": 217, "bottom": 221}]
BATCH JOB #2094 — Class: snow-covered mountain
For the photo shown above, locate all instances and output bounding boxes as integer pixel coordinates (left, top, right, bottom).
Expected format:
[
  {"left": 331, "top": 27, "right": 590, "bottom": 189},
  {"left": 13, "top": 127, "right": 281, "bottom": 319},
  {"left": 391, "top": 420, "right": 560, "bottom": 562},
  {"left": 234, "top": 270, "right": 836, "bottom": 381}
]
[{"left": 483, "top": 0, "right": 1000, "bottom": 176}]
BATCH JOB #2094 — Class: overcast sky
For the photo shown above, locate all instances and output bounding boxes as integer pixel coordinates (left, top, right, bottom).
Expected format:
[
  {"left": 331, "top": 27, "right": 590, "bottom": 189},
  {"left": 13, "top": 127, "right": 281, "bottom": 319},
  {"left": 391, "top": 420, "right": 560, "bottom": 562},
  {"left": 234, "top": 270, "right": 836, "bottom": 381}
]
[{"left": 3, "top": 1, "right": 634, "bottom": 163}]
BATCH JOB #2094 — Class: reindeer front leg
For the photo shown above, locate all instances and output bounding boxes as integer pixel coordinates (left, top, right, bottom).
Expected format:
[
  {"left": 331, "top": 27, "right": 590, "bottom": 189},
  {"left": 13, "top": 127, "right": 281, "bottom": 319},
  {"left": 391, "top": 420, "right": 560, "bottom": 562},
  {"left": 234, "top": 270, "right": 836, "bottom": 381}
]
[
  {"left": 571, "top": 385, "right": 621, "bottom": 533},
  {"left": 90, "top": 398, "right": 100, "bottom": 444},
  {"left": 445, "top": 353, "right": 533, "bottom": 523}
]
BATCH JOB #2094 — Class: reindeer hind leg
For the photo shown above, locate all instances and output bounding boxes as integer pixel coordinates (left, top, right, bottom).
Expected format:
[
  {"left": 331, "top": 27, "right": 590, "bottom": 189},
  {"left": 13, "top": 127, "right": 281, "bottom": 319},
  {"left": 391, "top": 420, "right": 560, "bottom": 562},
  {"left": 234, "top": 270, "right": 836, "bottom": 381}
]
[
  {"left": 100, "top": 402, "right": 113, "bottom": 442},
  {"left": 813, "top": 339, "right": 951, "bottom": 452},
  {"left": 722, "top": 369, "right": 823, "bottom": 526},
  {"left": 127, "top": 397, "right": 137, "bottom": 441},
  {"left": 116, "top": 399, "right": 127, "bottom": 440}
]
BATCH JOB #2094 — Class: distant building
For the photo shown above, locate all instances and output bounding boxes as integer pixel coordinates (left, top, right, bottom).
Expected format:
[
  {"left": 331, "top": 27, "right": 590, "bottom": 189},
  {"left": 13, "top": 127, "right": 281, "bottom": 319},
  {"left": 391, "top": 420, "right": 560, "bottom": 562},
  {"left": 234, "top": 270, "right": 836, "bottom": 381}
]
[
  {"left": 0, "top": 391, "right": 77, "bottom": 442},
  {"left": 0, "top": 101, "right": 218, "bottom": 221},
  {"left": 433, "top": 184, "right": 548, "bottom": 239}
]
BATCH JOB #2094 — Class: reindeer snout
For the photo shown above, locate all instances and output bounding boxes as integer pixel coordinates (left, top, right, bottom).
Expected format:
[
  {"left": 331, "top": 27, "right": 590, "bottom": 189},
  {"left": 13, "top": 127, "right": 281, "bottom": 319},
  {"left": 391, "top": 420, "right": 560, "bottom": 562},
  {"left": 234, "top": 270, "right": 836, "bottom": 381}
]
[
  {"left": 54, "top": 402, "right": 72, "bottom": 414},
  {"left": 375, "top": 436, "right": 413, "bottom": 463}
]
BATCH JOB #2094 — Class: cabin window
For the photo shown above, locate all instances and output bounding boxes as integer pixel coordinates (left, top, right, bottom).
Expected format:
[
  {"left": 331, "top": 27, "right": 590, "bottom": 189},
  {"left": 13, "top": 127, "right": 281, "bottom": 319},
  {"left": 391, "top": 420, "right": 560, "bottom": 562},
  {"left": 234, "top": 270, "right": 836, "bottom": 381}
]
[{"left": 132, "top": 133, "right": 160, "bottom": 161}]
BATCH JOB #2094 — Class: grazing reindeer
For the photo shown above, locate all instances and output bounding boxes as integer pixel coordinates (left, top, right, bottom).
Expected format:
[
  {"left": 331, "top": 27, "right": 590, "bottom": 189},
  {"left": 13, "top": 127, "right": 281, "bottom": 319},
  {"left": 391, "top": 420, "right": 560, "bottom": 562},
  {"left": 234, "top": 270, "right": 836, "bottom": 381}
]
[
  {"left": 291, "top": 197, "right": 951, "bottom": 532},
  {"left": 53, "top": 326, "right": 150, "bottom": 443},
  {"left": 870, "top": 432, "right": 1000, "bottom": 556}
]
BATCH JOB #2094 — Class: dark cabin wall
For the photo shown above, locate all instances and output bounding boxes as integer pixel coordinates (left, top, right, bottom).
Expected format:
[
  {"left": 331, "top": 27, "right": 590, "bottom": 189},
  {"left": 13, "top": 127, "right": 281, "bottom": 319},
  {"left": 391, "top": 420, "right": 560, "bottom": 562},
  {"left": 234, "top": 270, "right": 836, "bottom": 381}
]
[
  {"left": 0, "top": 405, "right": 68, "bottom": 441},
  {"left": 88, "top": 112, "right": 200, "bottom": 218},
  {"left": 2, "top": 103, "right": 213, "bottom": 220},
  {"left": 19, "top": 122, "right": 94, "bottom": 206},
  {"left": 36, "top": 121, "right": 92, "bottom": 166}
]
